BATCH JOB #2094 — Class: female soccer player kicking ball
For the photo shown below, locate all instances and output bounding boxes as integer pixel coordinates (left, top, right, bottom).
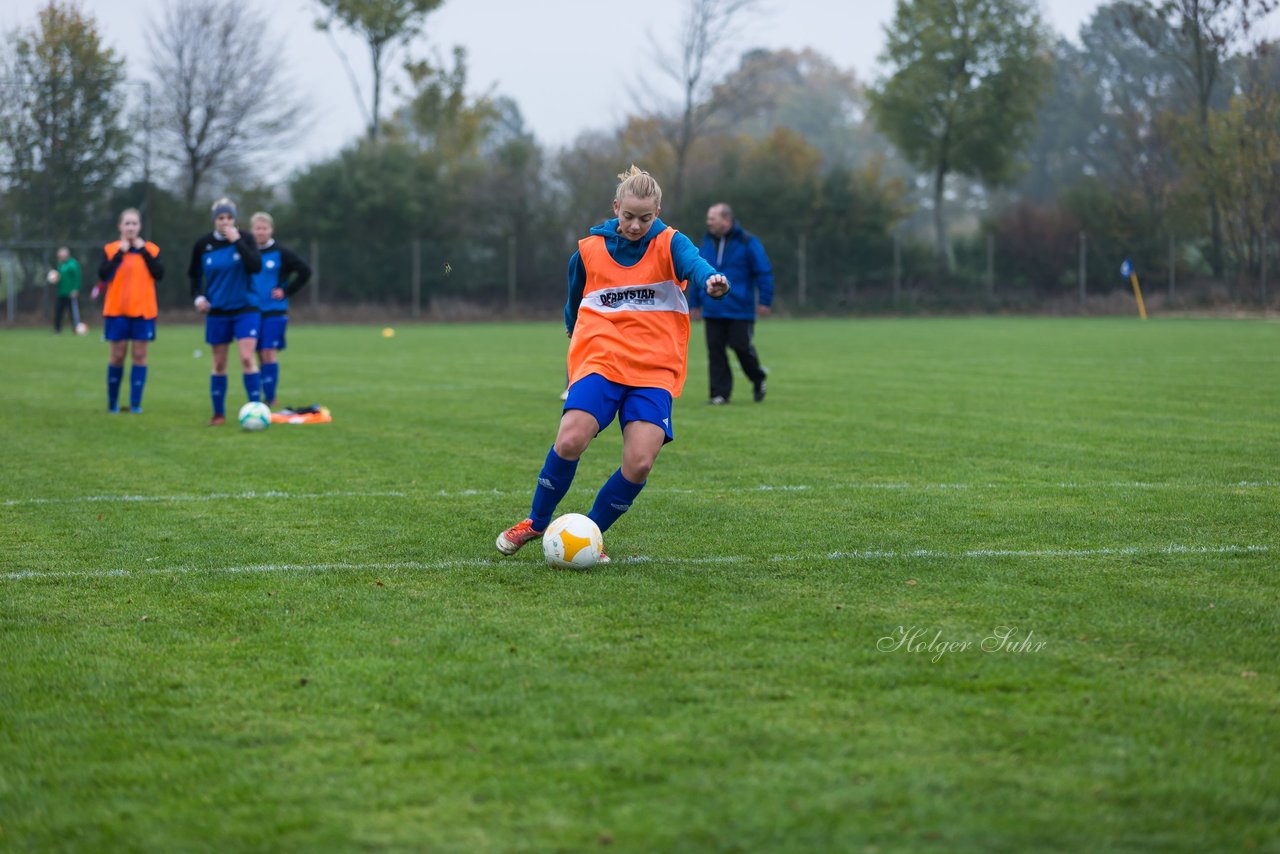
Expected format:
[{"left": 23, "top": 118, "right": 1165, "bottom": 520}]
[{"left": 496, "top": 165, "right": 730, "bottom": 562}]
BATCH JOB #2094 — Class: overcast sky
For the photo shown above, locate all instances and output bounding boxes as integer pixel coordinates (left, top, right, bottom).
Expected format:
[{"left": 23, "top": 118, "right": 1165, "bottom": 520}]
[{"left": 4, "top": 0, "right": 1276, "bottom": 177}]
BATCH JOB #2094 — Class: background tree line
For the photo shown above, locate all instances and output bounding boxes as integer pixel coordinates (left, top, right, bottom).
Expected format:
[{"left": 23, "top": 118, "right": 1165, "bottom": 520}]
[{"left": 2, "top": 0, "right": 1278, "bottom": 317}]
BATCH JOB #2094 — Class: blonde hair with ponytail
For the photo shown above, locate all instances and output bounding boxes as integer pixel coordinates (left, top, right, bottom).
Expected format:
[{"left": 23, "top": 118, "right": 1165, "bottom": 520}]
[{"left": 615, "top": 165, "right": 662, "bottom": 207}]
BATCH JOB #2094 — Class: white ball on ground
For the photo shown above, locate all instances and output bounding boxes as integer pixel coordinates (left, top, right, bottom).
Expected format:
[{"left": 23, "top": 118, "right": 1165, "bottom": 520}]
[
  {"left": 74, "top": 322, "right": 88, "bottom": 336},
  {"left": 238, "top": 401, "right": 271, "bottom": 432},
  {"left": 543, "top": 513, "right": 604, "bottom": 569}
]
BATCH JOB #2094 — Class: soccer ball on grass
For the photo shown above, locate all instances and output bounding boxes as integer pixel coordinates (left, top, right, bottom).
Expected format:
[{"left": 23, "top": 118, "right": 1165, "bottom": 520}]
[
  {"left": 543, "top": 513, "right": 604, "bottom": 569},
  {"left": 74, "top": 322, "right": 88, "bottom": 336},
  {"left": 238, "top": 401, "right": 271, "bottom": 432}
]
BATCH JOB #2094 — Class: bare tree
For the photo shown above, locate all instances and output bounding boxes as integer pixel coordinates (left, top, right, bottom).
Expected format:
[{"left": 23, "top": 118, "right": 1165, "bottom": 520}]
[
  {"left": 313, "top": 0, "right": 443, "bottom": 142},
  {"left": 645, "top": 0, "right": 761, "bottom": 210},
  {"left": 147, "top": 0, "right": 307, "bottom": 206}
]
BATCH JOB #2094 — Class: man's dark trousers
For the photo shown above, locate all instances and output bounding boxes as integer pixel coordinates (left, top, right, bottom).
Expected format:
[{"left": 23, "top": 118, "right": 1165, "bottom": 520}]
[{"left": 705, "top": 317, "right": 765, "bottom": 401}]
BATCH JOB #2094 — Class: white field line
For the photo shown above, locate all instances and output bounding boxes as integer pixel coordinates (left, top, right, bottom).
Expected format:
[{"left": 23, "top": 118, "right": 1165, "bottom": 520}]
[
  {"left": 1, "top": 490, "right": 407, "bottom": 507},
  {"left": 3, "top": 481, "right": 1276, "bottom": 508},
  {"left": 1, "top": 545, "right": 1268, "bottom": 581}
]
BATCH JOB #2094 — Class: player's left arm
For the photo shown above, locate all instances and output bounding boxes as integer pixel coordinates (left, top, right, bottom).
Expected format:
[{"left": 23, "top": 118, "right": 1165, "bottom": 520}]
[
  {"left": 671, "top": 232, "right": 729, "bottom": 299},
  {"left": 278, "top": 245, "right": 312, "bottom": 296},
  {"left": 750, "top": 236, "right": 774, "bottom": 314},
  {"left": 235, "top": 234, "right": 262, "bottom": 273},
  {"left": 138, "top": 244, "right": 164, "bottom": 282},
  {"left": 565, "top": 252, "right": 586, "bottom": 336}
]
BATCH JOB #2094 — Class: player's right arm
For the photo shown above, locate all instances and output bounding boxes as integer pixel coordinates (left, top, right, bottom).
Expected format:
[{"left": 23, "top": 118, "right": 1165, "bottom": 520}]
[
  {"left": 565, "top": 251, "right": 586, "bottom": 336},
  {"left": 93, "top": 248, "right": 117, "bottom": 299},
  {"left": 98, "top": 244, "right": 126, "bottom": 284},
  {"left": 188, "top": 238, "right": 210, "bottom": 311}
]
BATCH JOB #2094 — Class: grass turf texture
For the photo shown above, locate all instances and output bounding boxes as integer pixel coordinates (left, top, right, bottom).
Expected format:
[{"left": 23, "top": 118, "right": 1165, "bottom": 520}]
[{"left": 2, "top": 318, "right": 1277, "bottom": 852}]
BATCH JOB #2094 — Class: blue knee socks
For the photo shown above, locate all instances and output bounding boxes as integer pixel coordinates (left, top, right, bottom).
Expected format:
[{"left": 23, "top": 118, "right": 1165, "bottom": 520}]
[
  {"left": 129, "top": 365, "right": 147, "bottom": 410},
  {"left": 261, "top": 363, "right": 279, "bottom": 404},
  {"left": 530, "top": 446, "right": 579, "bottom": 531},
  {"left": 588, "top": 468, "right": 646, "bottom": 534},
  {"left": 107, "top": 365, "right": 123, "bottom": 411},
  {"left": 243, "top": 372, "right": 262, "bottom": 402},
  {"left": 211, "top": 374, "right": 228, "bottom": 416}
]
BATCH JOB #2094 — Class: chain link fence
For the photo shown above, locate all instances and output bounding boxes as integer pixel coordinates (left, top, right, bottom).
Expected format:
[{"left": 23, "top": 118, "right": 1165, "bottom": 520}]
[{"left": 4, "top": 230, "right": 1276, "bottom": 325}]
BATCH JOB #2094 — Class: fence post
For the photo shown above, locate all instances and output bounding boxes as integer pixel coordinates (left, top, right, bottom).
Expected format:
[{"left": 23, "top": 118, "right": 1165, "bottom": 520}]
[
  {"left": 411, "top": 238, "right": 421, "bottom": 318},
  {"left": 4, "top": 248, "right": 13, "bottom": 324},
  {"left": 892, "top": 232, "right": 901, "bottom": 308},
  {"left": 1168, "top": 233, "right": 1176, "bottom": 300},
  {"left": 1078, "top": 231, "right": 1087, "bottom": 311},
  {"left": 985, "top": 234, "right": 995, "bottom": 298},
  {"left": 797, "top": 233, "right": 807, "bottom": 307},
  {"left": 309, "top": 239, "right": 320, "bottom": 310},
  {"left": 508, "top": 235, "right": 517, "bottom": 313},
  {"left": 1262, "top": 234, "right": 1269, "bottom": 310}
]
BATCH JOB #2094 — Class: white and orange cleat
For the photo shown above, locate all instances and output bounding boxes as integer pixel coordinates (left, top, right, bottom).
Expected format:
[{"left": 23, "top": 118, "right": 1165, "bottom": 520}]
[{"left": 496, "top": 518, "right": 544, "bottom": 556}]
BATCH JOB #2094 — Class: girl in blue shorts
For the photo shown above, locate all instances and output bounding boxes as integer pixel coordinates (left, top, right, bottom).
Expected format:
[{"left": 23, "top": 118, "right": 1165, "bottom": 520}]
[
  {"left": 95, "top": 208, "right": 163, "bottom": 413},
  {"left": 188, "top": 198, "right": 263, "bottom": 425},
  {"left": 496, "top": 166, "right": 730, "bottom": 562}
]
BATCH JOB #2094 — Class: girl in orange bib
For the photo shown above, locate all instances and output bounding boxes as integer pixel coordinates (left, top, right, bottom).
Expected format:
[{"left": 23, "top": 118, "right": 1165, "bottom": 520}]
[
  {"left": 94, "top": 208, "right": 163, "bottom": 413},
  {"left": 497, "top": 166, "right": 730, "bottom": 561}
]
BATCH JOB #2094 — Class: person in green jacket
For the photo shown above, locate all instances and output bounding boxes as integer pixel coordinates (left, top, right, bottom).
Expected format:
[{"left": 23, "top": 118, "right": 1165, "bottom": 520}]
[{"left": 50, "top": 247, "right": 83, "bottom": 334}]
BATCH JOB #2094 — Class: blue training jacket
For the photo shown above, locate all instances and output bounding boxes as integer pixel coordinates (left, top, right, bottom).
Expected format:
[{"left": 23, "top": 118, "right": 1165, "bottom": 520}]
[
  {"left": 564, "top": 217, "right": 724, "bottom": 334},
  {"left": 251, "top": 240, "right": 312, "bottom": 315},
  {"left": 188, "top": 232, "right": 263, "bottom": 313},
  {"left": 689, "top": 222, "right": 773, "bottom": 320}
]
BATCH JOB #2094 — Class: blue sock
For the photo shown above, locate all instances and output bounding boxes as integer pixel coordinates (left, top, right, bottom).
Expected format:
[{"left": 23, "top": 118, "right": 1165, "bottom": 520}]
[
  {"left": 107, "top": 365, "right": 123, "bottom": 411},
  {"left": 129, "top": 365, "right": 147, "bottom": 410},
  {"left": 261, "top": 363, "right": 279, "bottom": 403},
  {"left": 243, "top": 372, "right": 262, "bottom": 402},
  {"left": 588, "top": 469, "right": 646, "bottom": 534},
  {"left": 211, "top": 374, "right": 228, "bottom": 416},
  {"left": 529, "top": 446, "right": 579, "bottom": 531}
]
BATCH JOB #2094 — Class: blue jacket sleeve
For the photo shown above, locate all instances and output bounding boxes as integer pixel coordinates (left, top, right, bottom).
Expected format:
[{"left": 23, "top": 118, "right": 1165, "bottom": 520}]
[
  {"left": 671, "top": 232, "right": 725, "bottom": 302},
  {"left": 565, "top": 251, "right": 586, "bottom": 333},
  {"left": 750, "top": 236, "right": 774, "bottom": 307},
  {"left": 687, "top": 255, "right": 703, "bottom": 311}
]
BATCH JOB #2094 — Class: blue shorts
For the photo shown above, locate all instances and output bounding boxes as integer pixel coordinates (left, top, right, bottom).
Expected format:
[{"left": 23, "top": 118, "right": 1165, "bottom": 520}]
[
  {"left": 257, "top": 315, "right": 288, "bottom": 351},
  {"left": 104, "top": 316, "right": 156, "bottom": 342},
  {"left": 205, "top": 312, "right": 261, "bottom": 345},
  {"left": 565, "top": 373, "right": 674, "bottom": 443}
]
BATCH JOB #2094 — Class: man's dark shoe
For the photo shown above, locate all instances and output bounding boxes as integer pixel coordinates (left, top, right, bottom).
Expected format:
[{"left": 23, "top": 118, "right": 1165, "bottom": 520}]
[
  {"left": 753, "top": 379, "right": 767, "bottom": 402},
  {"left": 709, "top": 396, "right": 729, "bottom": 405}
]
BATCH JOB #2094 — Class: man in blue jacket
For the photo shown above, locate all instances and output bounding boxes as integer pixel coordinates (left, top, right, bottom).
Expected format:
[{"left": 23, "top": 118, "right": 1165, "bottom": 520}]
[{"left": 691, "top": 203, "right": 773, "bottom": 404}]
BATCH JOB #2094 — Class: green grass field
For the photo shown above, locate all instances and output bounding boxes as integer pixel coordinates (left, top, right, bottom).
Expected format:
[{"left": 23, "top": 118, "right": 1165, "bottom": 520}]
[{"left": 2, "top": 317, "right": 1277, "bottom": 852}]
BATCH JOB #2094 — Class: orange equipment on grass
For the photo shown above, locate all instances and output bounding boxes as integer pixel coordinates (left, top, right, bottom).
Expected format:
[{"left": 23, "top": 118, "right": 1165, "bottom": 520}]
[{"left": 269, "top": 405, "right": 332, "bottom": 425}]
